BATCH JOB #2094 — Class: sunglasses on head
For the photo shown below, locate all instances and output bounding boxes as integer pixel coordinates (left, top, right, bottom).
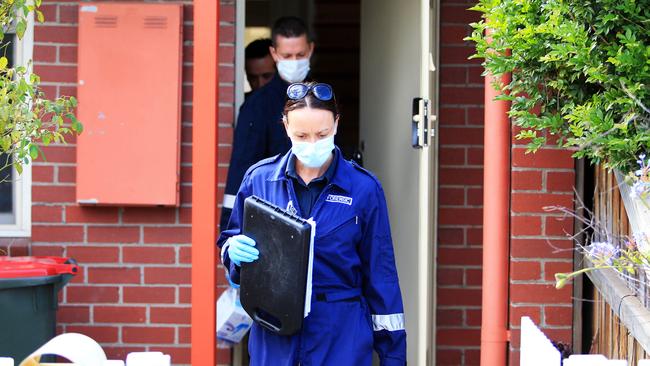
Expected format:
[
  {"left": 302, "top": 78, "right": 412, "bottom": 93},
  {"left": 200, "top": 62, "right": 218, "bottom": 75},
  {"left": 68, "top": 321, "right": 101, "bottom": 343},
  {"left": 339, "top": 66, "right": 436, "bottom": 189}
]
[{"left": 286, "top": 83, "right": 334, "bottom": 101}]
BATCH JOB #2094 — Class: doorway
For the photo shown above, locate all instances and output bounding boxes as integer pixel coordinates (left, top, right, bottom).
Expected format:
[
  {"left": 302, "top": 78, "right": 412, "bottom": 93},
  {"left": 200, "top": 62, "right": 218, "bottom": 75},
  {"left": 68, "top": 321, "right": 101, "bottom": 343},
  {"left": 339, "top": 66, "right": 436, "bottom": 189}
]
[{"left": 235, "top": 0, "right": 438, "bottom": 364}]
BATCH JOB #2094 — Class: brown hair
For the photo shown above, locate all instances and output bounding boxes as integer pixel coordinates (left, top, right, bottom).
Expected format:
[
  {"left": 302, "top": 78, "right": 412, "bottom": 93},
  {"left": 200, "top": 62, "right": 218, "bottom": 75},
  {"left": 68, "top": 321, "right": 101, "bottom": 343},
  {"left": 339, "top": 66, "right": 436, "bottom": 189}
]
[{"left": 283, "top": 82, "right": 340, "bottom": 121}]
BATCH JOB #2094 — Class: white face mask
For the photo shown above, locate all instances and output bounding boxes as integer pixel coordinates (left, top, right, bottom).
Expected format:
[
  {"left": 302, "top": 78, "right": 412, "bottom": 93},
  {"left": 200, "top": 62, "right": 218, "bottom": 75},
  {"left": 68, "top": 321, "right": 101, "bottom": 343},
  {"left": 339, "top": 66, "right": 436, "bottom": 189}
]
[
  {"left": 291, "top": 135, "right": 335, "bottom": 168},
  {"left": 277, "top": 58, "right": 310, "bottom": 83}
]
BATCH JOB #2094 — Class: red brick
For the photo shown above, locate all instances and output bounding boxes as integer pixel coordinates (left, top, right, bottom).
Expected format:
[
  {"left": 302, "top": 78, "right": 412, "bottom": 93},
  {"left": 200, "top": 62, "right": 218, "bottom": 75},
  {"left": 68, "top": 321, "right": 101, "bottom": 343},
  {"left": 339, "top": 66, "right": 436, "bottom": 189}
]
[
  {"left": 511, "top": 215, "right": 542, "bottom": 236},
  {"left": 178, "top": 326, "right": 191, "bottom": 343},
  {"left": 32, "top": 165, "right": 54, "bottom": 182},
  {"left": 439, "top": 187, "right": 465, "bottom": 206},
  {"left": 467, "top": 147, "right": 484, "bottom": 165},
  {"left": 544, "top": 306, "right": 572, "bottom": 326},
  {"left": 179, "top": 246, "right": 191, "bottom": 264},
  {"left": 66, "top": 285, "right": 119, "bottom": 303},
  {"left": 436, "top": 349, "right": 463, "bottom": 366},
  {"left": 59, "top": 4, "right": 78, "bottom": 24},
  {"left": 466, "top": 308, "right": 482, "bottom": 326},
  {"left": 59, "top": 85, "right": 77, "bottom": 97},
  {"left": 37, "top": 145, "right": 75, "bottom": 163},
  {"left": 34, "top": 44, "right": 57, "bottom": 62},
  {"left": 34, "top": 24, "right": 77, "bottom": 43},
  {"left": 439, "top": 207, "right": 482, "bottom": 225},
  {"left": 466, "top": 228, "right": 483, "bottom": 245},
  {"left": 512, "top": 148, "right": 574, "bottom": 169},
  {"left": 66, "top": 325, "right": 118, "bottom": 343},
  {"left": 468, "top": 66, "right": 484, "bottom": 84},
  {"left": 544, "top": 215, "right": 574, "bottom": 237},
  {"left": 145, "top": 267, "right": 190, "bottom": 284},
  {"left": 440, "top": 86, "right": 484, "bottom": 105},
  {"left": 440, "top": 126, "right": 484, "bottom": 145},
  {"left": 465, "top": 349, "right": 481, "bottom": 365},
  {"left": 33, "top": 185, "right": 76, "bottom": 203},
  {"left": 123, "top": 286, "right": 176, "bottom": 304},
  {"left": 512, "top": 193, "right": 573, "bottom": 214},
  {"left": 58, "top": 305, "right": 90, "bottom": 323},
  {"left": 59, "top": 45, "right": 77, "bottom": 63},
  {"left": 440, "top": 147, "right": 465, "bottom": 166},
  {"left": 512, "top": 170, "right": 543, "bottom": 191},
  {"left": 220, "top": 3, "right": 235, "bottom": 22},
  {"left": 144, "top": 227, "right": 190, "bottom": 244},
  {"left": 123, "top": 246, "right": 176, "bottom": 264},
  {"left": 150, "top": 306, "right": 191, "bottom": 324},
  {"left": 440, "top": 66, "right": 467, "bottom": 85},
  {"left": 543, "top": 261, "right": 573, "bottom": 282},
  {"left": 467, "top": 187, "right": 483, "bottom": 205},
  {"left": 123, "top": 326, "right": 175, "bottom": 344},
  {"left": 32, "top": 205, "right": 63, "bottom": 223},
  {"left": 438, "top": 228, "right": 464, "bottom": 245},
  {"left": 440, "top": 167, "right": 483, "bottom": 185},
  {"left": 511, "top": 238, "right": 573, "bottom": 259},
  {"left": 437, "top": 329, "right": 481, "bottom": 347},
  {"left": 179, "top": 208, "right": 191, "bottom": 224},
  {"left": 39, "top": 4, "right": 57, "bottom": 22},
  {"left": 94, "top": 306, "right": 146, "bottom": 323},
  {"left": 179, "top": 286, "right": 191, "bottom": 304},
  {"left": 510, "top": 261, "right": 541, "bottom": 281},
  {"left": 437, "top": 309, "right": 463, "bottom": 326},
  {"left": 122, "top": 207, "right": 176, "bottom": 224},
  {"left": 438, "top": 267, "right": 464, "bottom": 286},
  {"left": 218, "top": 105, "right": 234, "bottom": 124},
  {"left": 466, "top": 268, "right": 482, "bottom": 286},
  {"left": 66, "top": 206, "right": 119, "bottom": 224},
  {"left": 88, "top": 226, "right": 140, "bottom": 243},
  {"left": 439, "top": 247, "right": 482, "bottom": 266},
  {"left": 33, "top": 64, "right": 77, "bottom": 83},
  {"left": 219, "top": 25, "right": 235, "bottom": 43},
  {"left": 441, "top": 5, "right": 481, "bottom": 24},
  {"left": 31, "top": 244, "right": 64, "bottom": 256},
  {"left": 440, "top": 24, "right": 471, "bottom": 45},
  {"left": 87, "top": 267, "right": 141, "bottom": 284},
  {"left": 438, "top": 288, "right": 482, "bottom": 306},
  {"left": 150, "top": 347, "right": 190, "bottom": 364},
  {"left": 439, "top": 107, "right": 466, "bottom": 125},
  {"left": 219, "top": 45, "right": 234, "bottom": 64},
  {"left": 32, "top": 224, "right": 83, "bottom": 242},
  {"left": 510, "top": 283, "right": 571, "bottom": 304},
  {"left": 58, "top": 166, "right": 76, "bottom": 183},
  {"left": 67, "top": 246, "right": 119, "bottom": 263},
  {"left": 547, "top": 171, "right": 575, "bottom": 192},
  {"left": 510, "top": 305, "right": 541, "bottom": 326}
]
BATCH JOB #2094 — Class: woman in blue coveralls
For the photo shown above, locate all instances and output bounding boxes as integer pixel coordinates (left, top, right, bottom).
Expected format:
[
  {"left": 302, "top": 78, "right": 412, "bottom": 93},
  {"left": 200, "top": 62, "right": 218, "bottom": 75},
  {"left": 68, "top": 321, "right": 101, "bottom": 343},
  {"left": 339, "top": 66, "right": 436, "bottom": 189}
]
[{"left": 218, "top": 82, "right": 407, "bottom": 365}]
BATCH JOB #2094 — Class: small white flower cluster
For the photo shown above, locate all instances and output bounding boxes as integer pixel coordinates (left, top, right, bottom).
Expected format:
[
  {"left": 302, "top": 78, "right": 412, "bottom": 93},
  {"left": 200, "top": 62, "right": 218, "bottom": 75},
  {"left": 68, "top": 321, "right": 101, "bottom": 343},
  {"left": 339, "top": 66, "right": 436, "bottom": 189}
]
[{"left": 630, "top": 154, "right": 650, "bottom": 200}]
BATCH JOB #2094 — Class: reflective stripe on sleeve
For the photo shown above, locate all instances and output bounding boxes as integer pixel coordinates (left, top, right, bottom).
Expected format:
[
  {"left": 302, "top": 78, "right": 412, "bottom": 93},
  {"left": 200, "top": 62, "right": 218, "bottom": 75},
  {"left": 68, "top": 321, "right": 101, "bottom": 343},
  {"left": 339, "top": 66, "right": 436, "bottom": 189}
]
[
  {"left": 220, "top": 241, "right": 230, "bottom": 264},
  {"left": 372, "top": 313, "right": 405, "bottom": 332},
  {"left": 223, "top": 194, "right": 236, "bottom": 209}
]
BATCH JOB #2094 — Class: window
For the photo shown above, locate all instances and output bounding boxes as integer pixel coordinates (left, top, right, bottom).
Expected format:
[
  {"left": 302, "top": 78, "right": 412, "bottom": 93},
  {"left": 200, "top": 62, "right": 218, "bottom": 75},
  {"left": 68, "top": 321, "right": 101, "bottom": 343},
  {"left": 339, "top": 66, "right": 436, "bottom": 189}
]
[{"left": 0, "top": 14, "right": 34, "bottom": 237}]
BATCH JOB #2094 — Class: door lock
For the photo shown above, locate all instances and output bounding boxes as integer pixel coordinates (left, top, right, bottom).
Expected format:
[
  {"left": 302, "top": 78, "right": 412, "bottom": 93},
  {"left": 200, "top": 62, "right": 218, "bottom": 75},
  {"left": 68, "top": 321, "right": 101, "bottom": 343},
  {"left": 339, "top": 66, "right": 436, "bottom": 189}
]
[{"left": 412, "top": 98, "right": 435, "bottom": 148}]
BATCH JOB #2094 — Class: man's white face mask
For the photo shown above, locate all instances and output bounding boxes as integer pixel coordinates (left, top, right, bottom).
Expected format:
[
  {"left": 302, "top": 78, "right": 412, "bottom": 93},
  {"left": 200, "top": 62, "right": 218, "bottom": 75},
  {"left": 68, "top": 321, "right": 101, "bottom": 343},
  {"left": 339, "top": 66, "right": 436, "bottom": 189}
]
[{"left": 277, "top": 58, "right": 310, "bottom": 83}]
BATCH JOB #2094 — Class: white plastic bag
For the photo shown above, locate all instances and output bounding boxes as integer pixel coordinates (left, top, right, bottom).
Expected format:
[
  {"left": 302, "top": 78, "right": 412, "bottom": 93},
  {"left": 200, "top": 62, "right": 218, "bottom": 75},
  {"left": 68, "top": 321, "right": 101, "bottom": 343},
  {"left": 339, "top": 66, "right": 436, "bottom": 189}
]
[{"left": 216, "top": 287, "right": 253, "bottom": 344}]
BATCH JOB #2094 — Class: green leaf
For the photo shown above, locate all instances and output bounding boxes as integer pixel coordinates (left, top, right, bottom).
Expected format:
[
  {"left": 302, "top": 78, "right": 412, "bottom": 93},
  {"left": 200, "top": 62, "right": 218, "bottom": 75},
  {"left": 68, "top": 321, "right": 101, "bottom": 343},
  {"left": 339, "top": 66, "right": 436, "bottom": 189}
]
[
  {"left": 36, "top": 10, "right": 44, "bottom": 23},
  {"left": 28, "top": 144, "right": 38, "bottom": 160},
  {"left": 15, "top": 20, "right": 26, "bottom": 39},
  {"left": 0, "top": 57, "right": 8, "bottom": 70}
]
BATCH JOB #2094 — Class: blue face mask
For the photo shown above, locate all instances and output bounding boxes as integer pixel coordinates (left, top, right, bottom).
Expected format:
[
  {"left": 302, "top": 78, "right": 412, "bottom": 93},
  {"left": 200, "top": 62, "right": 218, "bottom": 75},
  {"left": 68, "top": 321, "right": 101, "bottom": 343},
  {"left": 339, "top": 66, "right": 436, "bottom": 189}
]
[{"left": 291, "top": 135, "right": 335, "bottom": 168}]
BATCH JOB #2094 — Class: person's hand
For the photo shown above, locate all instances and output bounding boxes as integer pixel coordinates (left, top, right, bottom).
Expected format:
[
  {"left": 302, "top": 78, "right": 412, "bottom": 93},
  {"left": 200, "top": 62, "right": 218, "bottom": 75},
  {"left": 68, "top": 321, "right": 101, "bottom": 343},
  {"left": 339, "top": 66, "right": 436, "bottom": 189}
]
[{"left": 227, "top": 234, "right": 258, "bottom": 266}]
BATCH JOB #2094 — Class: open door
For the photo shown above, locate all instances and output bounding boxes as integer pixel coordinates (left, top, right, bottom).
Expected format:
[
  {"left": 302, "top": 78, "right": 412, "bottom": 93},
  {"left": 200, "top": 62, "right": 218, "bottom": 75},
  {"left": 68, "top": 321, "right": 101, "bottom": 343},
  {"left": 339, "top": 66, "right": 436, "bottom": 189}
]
[{"left": 359, "top": 0, "right": 438, "bottom": 364}]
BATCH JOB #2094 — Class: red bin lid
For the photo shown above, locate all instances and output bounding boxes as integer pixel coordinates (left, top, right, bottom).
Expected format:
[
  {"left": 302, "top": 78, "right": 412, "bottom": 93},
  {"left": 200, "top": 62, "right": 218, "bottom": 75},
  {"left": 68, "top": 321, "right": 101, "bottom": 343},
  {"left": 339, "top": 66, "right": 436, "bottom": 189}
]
[{"left": 0, "top": 256, "right": 78, "bottom": 279}]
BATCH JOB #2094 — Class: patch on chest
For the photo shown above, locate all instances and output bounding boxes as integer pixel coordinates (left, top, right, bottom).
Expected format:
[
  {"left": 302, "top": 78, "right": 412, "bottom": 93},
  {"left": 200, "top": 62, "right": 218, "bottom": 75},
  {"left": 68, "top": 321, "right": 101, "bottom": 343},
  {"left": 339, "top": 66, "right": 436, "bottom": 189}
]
[{"left": 325, "top": 194, "right": 353, "bottom": 206}]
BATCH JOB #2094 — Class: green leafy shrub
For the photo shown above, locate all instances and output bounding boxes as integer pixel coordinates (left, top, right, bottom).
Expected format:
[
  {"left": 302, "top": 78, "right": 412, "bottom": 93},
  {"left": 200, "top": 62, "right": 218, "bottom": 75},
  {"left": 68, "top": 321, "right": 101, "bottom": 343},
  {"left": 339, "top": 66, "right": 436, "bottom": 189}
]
[
  {"left": 467, "top": 0, "right": 650, "bottom": 171},
  {"left": 0, "top": 0, "right": 81, "bottom": 177}
]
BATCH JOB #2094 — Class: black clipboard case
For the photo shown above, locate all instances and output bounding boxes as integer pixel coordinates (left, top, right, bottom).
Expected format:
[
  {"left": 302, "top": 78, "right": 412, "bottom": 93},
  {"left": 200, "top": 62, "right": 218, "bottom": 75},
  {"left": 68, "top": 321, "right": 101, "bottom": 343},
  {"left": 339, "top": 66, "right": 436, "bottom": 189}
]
[{"left": 240, "top": 195, "right": 312, "bottom": 336}]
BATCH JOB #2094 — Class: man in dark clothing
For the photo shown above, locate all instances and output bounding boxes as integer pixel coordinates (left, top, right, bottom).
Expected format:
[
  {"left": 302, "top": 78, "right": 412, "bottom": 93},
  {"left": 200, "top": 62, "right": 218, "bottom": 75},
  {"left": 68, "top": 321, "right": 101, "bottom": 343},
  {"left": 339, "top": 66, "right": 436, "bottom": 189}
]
[
  {"left": 221, "top": 17, "right": 315, "bottom": 230},
  {"left": 244, "top": 38, "right": 275, "bottom": 97}
]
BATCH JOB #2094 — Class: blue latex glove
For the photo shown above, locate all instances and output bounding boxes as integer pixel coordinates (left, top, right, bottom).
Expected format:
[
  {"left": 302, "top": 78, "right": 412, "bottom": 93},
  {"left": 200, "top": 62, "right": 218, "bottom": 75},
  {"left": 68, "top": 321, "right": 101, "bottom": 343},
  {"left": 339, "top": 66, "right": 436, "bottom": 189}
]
[{"left": 227, "top": 234, "right": 259, "bottom": 266}]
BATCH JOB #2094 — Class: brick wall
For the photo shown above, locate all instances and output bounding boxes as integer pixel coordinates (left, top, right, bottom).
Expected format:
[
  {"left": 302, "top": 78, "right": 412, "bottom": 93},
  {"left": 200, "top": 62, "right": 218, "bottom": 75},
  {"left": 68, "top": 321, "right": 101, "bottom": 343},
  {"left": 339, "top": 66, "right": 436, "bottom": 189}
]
[
  {"left": 508, "top": 132, "right": 575, "bottom": 365},
  {"left": 436, "top": 1, "right": 485, "bottom": 364},
  {"left": 436, "top": 1, "right": 576, "bottom": 365},
  {"left": 10, "top": 1, "right": 238, "bottom": 365}
]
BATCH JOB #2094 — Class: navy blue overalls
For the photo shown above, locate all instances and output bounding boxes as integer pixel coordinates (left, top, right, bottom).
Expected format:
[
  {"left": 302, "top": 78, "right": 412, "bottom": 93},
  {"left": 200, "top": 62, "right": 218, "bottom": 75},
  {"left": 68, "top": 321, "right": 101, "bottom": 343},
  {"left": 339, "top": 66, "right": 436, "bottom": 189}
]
[
  {"left": 220, "top": 74, "right": 292, "bottom": 231},
  {"left": 218, "top": 148, "right": 407, "bottom": 366}
]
